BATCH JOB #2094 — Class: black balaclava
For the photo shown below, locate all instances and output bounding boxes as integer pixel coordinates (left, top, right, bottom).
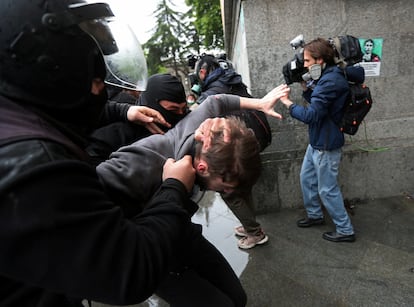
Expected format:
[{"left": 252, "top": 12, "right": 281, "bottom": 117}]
[{"left": 138, "top": 73, "right": 187, "bottom": 130}]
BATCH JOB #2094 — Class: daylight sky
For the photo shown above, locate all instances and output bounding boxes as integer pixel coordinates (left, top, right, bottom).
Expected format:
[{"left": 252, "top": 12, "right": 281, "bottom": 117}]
[{"left": 88, "top": 0, "right": 189, "bottom": 44}]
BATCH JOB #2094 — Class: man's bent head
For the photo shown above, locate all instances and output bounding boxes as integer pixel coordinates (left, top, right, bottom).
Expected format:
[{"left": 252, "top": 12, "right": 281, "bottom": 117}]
[{"left": 194, "top": 116, "right": 261, "bottom": 193}]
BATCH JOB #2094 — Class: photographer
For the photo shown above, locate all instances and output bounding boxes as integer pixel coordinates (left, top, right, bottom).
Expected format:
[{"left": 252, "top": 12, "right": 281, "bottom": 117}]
[
  {"left": 279, "top": 38, "right": 364, "bottom": 243},
  {"left": 193, "top": 54, "right": 251, "bottom": 103}
]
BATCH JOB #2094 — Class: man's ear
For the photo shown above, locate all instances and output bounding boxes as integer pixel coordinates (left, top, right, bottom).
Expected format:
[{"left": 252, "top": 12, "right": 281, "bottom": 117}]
[
  {"left": 198, "top": 68, "right": 207, "bottom": 80},
  {"left": 195, "top": 159, "right": 209, "bottom": 175}
]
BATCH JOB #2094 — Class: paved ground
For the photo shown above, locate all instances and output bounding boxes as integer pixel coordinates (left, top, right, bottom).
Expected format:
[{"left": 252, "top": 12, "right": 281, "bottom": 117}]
[{"left": 94, "top": 191, "right": 414, "bottom": 307}]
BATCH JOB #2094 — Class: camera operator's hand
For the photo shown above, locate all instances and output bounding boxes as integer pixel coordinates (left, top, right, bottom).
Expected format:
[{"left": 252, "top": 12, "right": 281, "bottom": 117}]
[
  {"left": 127, "top": 106, "right": 171, "bottom": 135},
  {"left": 194, "top": 118, "right": 231, "bottom": 151},
  {"left": 278, "top": 85, "right": 295, "bottom": 110},
  {"left": 300, "top": 81, "right": 309, "bottom": 92},
  {"left": 163, "top": 156, "right": 196, "bottom": 193}
]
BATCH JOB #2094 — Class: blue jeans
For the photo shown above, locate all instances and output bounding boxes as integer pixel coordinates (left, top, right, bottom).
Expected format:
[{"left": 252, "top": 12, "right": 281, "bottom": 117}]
[{"left": 300, "top": 144, "right": 354, "bottom": 235}]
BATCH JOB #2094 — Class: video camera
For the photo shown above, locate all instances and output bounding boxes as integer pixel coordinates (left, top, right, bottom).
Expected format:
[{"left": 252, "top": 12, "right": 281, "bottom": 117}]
[
  {"left": 282, "top": 34, "right": 307, "bottom": 85},
  {"left": 187, "top": 54, "right": 199, "bottom": 69},
  {"left": 187, "top": 72, "right": 201, "bottom": 95}
]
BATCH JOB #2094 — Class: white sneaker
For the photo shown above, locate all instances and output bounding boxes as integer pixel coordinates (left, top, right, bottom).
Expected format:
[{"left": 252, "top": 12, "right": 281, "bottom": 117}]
[
  {"left": 234, "top": 225, "right": 247, "bottom": 237},
  {"left": 237, "top": 232, "right": 269, "bottom": 249}
]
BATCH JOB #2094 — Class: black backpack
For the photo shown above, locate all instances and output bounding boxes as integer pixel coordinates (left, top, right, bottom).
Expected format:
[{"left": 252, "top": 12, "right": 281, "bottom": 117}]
[
  {"left": 329, "top": 35, "right": 373, "bottom": 135},
  {"left": 329, "top": 35, "right": 363, "bottom": 67},
  {"left": 339, "top": 80, "right": 373, "bottom": 135},
  {"left": 225, "top": 109, "right": 272, "bottom": 151},
  {"left": 229, "top": 82, "right": 252, "bottom": 98}
]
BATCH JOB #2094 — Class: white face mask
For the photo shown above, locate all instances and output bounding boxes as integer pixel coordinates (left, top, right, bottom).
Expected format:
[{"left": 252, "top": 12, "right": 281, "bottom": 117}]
[
  {"left": 307, "top": 63, "right": 325, "bottom": 81},
  {"left": 302, "top": 63, "right": 327, "bottom": 81}
]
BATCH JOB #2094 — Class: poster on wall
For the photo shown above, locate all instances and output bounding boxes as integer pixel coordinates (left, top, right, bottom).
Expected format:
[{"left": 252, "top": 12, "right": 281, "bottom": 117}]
[{"left": 358, "top": 37, "right": 383, "bottom": 77}]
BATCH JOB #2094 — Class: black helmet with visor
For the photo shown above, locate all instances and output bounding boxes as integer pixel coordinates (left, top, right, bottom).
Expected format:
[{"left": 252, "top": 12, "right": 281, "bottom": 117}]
[{"left": 0, "top": 0, "right": 147, "bottom": 111}]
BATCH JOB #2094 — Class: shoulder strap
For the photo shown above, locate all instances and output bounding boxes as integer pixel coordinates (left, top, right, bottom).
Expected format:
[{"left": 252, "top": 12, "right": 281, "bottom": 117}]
[
  {"left": 331, "top": 37, "right": 346, "bottom": 68},
  {"left": 327, "top": 66, "right": 349, "bottom": 125}
]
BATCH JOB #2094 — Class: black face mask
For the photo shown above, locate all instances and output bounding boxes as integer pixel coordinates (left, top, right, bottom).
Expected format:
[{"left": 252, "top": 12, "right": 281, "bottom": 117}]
[
  {"left": 29, "top": 89, "right": 108, "bottom": 149},
  {"left": 84, "top": 90, "right": 109, "bottom": 130},
  {"left": 61, "top": 90, "right": 108, "bottom": 137},
  {"left": 137, "top": 73, "right": 187, "bottom": 130}
]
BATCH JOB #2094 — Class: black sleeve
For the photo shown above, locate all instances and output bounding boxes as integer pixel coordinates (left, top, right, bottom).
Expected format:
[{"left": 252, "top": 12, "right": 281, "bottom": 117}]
[
  {"left": 0, "top": 159, "right": 193, "bottom": 305},
  {"left": 99, "top": 101, "right": 130, "bottom": 125}
]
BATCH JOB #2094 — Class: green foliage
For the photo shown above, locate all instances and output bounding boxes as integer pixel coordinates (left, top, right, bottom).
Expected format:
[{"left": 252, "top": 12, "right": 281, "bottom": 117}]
[
  {"left": 185, "top": 0, "right": 224, "bottom": 50},
  {"left": 143, "top": 0, "right": 190, "bottom": 75},
  {"left": 142, "top": 0, "right": 224, "bottom": 75}
]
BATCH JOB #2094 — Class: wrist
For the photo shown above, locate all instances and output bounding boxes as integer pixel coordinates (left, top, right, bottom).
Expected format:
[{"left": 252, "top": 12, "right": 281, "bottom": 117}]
[
  {"left": 281, "top": 99, "right": 293, "bottom": 110},
  {"left": 126, "top": 106, "right": 133, "bottom": 122}
]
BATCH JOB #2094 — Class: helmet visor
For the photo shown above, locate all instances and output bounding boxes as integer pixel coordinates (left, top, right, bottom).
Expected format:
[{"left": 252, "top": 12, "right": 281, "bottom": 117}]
[
  {"left": 102, "top": 21, "right": 148, "bottom": 91},
  {"left": 76, "top": 3, "right": 147, "bottom": 91}
]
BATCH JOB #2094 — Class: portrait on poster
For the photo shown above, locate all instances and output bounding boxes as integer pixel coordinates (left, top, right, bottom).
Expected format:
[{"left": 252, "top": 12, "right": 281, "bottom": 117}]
[{"left": 359, "top": 38, "right": 383, "bottom": 77}]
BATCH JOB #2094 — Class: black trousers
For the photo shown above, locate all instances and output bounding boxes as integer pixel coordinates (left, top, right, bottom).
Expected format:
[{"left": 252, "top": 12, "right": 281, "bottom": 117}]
[{"left": 156, "top": 231, "right": 246, "bottom": 307}]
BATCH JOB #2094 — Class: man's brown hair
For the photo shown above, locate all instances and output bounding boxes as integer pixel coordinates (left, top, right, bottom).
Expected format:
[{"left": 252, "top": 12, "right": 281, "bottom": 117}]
[
  {"left": 195, "top": 116, "right": 261, "bottom": 189},
  {"left": 304, "top": 38, "right": 335, "bottom": 65}
]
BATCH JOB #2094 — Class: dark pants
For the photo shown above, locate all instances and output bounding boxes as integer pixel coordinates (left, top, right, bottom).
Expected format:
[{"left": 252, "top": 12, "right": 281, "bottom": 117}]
[
  {"left": 221, "top": 188, "right": 261, "bottom": 236},
  {"left": 156, "top": 233, "right": 246, "bottom": 307}
]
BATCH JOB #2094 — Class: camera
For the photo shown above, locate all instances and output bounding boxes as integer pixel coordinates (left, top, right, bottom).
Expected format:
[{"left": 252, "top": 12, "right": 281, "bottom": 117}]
[
  {"left": 282, "top": 52, "right": 306, "bottom": 84},
  {"left": 289, "top": 34, "right": 304, "bottom": 50},
  {"left": 187, "top": 54, "right": 199, "bottom": 69},
  {"left": 282, "top": 34, "right": 307, "bottom": 84},
  {"left": 188, "top": 72, "right": 197, "bottom": 87},
  {"left": 187, "top": 72, "right": 201, "bottom": 96}
]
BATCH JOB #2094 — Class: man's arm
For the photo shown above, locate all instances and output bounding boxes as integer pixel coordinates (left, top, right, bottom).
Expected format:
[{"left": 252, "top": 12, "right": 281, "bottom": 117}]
[
  {"left": 239, "top": 84, "right": 289, "bottom": 118},
  {"left": 126, "top": 105, "right": 171, "bottom": 134},
  {"left": 96, "top": 84, "right": 289, "bottom": 208},
  {"left": 194, "top": 84, "right": 289, "bottom": 149},
  {"left": 101, "top": 100, "right": 130, "bottom": 124},
  {"left": 0, "top": 153, "right": 196, "bottom": 305},
  {"left": 100, "top": 101, "right": 170, "bottom": 134}
]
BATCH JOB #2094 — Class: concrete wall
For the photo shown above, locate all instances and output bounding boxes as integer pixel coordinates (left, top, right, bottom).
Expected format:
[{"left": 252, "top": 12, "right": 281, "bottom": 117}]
[{"left": 222, "top": 0, "right": 414, "bottom": 212}]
